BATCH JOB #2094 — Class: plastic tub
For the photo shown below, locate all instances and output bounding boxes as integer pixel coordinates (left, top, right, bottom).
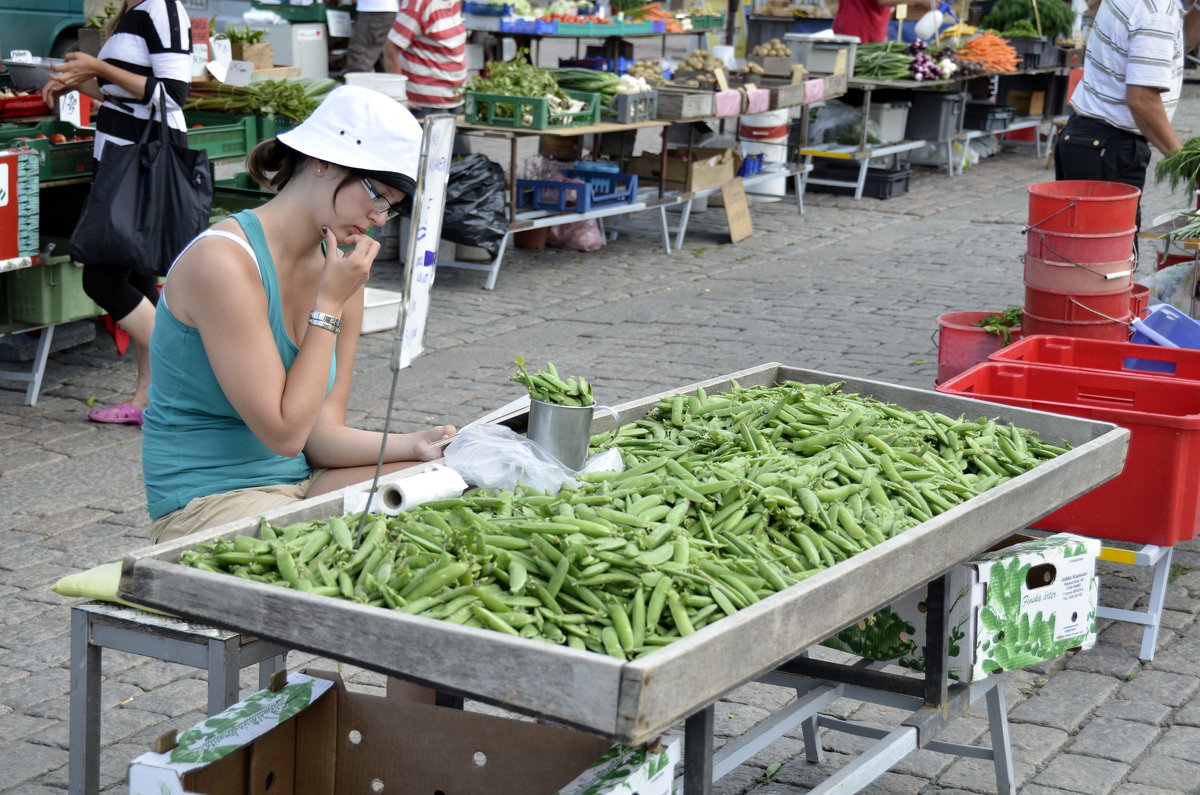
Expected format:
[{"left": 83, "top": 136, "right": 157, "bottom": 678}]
[
  {"left": 1023, "top": 254, "right": 1134, "bottom": 293},
  {"left": 1021, "top": 310, "right": 1130, "bottom": 341},
  {"left": 937, "top": 360, "right": 1200, "bottom": 545},
  {"left": 1027, "top": 180, "right": 1141, "bottom": 235},
  {"left": 935, "top": 311, "right": 1021, "bottom": 385},
  {"left": 343, "top": 72, "right": 408, "bottom": 101},
  {"left": 991, "top": 334, "right": 1200, "bottom": 380},
  {"left": 1026, "top": 226, "right": 1137, "bottom": 265},
  {"left": 1129, "top": 304, "right": 1200, "bottom": 349},
  {"left": 1023, "top": 281, "right": 1132, "bottom": 323}
]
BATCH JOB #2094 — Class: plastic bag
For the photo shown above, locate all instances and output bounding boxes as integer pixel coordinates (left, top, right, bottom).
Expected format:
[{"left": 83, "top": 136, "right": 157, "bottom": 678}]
[
  {"left": 439, "top": 153, "right": 508, "bottom": 257},
  {"left": 443, "top": 423, "right": 580, "bottom": 493},
  {"left": 1137, "top": 262, "right": 1200, "bottom": 315},
  {"left": 547, "top": 219, "right": 604, "bottom": 251},
  {"left": 809, "top": 101, "right": 878, "bottom": 146}
]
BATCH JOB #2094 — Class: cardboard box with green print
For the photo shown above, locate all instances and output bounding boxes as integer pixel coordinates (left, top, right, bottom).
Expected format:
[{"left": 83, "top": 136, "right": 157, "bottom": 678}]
[{"left": 823, "top": 533, "right": 1101, "bottom": 682}]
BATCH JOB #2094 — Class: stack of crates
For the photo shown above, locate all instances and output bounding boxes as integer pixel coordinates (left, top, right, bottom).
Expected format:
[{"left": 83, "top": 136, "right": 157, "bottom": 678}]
[
  {"left": 15, "top": 149, "right": 37, "bottom": 257},
  {"left": 937, "top": 334, "right": 1200, "bottom": 547}
]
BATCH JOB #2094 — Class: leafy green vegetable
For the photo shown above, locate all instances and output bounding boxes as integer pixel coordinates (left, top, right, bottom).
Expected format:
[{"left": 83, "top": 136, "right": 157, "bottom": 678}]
[
  {"left": 972, "top": 306, "right": 1022, "bottom": 345},
  {"left": 1000, "top": 19, "right": 1041, "bottom": 37},
  {"left": 1156, "top": 137, "right": 1200, "bottom": 195},
  {"left": 510, "top": 356, "right": 594, "bottom": 406},
  {"left": 184, "top": 77, "right": 336, "bottom": 121},
  {"left": 224, "top": 24, "right": 266, "bottom": 45},
  {"left": 981, "top": 0, "right": 1074, "bottom": 41}
]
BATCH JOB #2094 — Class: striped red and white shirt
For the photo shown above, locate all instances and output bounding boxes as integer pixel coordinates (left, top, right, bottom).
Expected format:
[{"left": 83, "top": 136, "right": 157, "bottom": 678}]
[{"left": 386, "top": 0, "right": 467, "bottom": 109}]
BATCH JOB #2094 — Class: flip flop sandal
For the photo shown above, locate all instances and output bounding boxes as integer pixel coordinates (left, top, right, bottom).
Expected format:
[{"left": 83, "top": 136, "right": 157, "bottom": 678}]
[{"left": 87, "top": 402, "right": 145, "bottom": 426}]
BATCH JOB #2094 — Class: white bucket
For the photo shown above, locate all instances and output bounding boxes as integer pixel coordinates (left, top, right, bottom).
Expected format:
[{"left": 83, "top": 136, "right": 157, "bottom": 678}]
[
  {"left": 343, "top": 72, "right": 408, "bottom": 101},
  {"left": 739, "top": 108, "right": 790, "bottom": 199}
]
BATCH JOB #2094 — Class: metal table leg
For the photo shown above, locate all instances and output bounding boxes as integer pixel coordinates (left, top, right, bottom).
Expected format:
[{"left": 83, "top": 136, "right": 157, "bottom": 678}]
[
  {"left": 68, "top": 608, "right": 100, "bottom": 795},
  {"left": 683, "top": 705, "right": 714, "bottom": 794},
  {"left": 1096, "top": 544, "right": 1174, "bottom": 661}
]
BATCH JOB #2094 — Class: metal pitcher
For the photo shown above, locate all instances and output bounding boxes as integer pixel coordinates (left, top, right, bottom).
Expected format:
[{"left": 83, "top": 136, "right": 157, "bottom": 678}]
[{"left": 527, "top": 399, "right": 619, "bottom": 471}]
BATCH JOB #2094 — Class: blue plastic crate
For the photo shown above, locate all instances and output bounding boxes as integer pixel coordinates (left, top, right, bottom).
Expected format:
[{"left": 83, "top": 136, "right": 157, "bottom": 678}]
[
  {"left": 517, "top": 170, "right": 638, "bottom": 213},
  {"left": 463, "top": 1, "right": 514, "bottom": 14},
  {"left": 499, "top": 18, "right": 557, "bottom": 33},
  {"left": 1128, "top": 304, "right": 1200, "bottom": 372}
]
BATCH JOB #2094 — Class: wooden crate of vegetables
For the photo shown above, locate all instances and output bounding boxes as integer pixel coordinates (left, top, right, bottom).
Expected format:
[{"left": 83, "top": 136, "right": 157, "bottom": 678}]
[
  {"left": 746, "top": 38, "right": 795, "bottom": 77},
  {"left": 119, "top": 362, "right": 1128, "bottom": 745}
]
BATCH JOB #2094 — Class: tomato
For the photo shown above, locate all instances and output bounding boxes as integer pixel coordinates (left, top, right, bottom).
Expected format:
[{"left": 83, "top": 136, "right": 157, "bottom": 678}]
[{"left": 49, "top": 133, "right": 67, "bottom": 144}]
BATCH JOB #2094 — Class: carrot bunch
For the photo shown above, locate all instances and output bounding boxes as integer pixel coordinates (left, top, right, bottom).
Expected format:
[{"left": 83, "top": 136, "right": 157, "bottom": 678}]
[
  {"left": 543, "top": 12, "right": 614, "bottom": 22},
  {"left": 957, "top": 32, "right": 1020, "bottom": 73},
  {"left": 638, "top": 3, "right": 683, "bottom": 32}
]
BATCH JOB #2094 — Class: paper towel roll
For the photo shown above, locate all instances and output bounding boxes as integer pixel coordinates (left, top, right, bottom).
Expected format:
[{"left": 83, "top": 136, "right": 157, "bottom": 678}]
[{"left": 377, "top": 467, "right": 468, "bottom": 514}]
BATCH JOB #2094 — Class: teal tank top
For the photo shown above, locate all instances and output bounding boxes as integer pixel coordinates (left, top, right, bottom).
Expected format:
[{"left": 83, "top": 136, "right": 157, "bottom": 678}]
[{"left": 142, "top": 210, "right": 335, "bottom": 520}]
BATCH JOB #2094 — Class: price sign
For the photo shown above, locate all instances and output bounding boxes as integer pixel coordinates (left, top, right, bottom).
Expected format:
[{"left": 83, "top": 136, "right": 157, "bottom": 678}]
[
  {"left": 224, "top": 60, "right": 254, "bottom": 86},
  {"left": 58, "top": 91, "right": 91, "bottom": 129}
]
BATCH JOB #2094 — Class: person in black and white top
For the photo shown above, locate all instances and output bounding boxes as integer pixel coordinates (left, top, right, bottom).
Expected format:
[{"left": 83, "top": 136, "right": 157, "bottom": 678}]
[
  {"left": 1055, "top": 0, "right": 1200, "bottom": 228},
  {"left": 41, "top": 0, "right": 192, "bottom": 427}
]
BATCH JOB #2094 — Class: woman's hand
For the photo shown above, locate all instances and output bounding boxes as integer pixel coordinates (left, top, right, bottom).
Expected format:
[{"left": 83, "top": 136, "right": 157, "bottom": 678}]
[
  {"left": 50, "top": 53, "right": 102, "bottom": 88},
  {"left": 314, "top": 226, "right": 380, "bottom": 313},
  {"left": 42, "top": 53, "right": 102, "bottom": 106},
  {"left": 412, "top": 425, "right": 457, "bottom": 461}
]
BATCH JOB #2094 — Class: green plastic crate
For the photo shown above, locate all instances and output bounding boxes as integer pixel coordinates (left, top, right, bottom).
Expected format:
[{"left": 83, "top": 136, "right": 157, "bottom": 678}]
[
  {"left": 615, "top": 21, "right": 653, "bottom": 34},
  {"left": 210, "top": 177, "right": 275, "bottom": 223},
  {"left": 185, "top": 111, "right": 258, "bottom": 161},
  {"left": 251, "top": 1, "right": 327, "bottom": 22},
  {"left": 0, "top": 120, "right": 94, "bottom": 182},
  {"left": 255, "top": 114, "right": 298, "bottom": 141},
  {"left": 555, "top": 21, "right": 619, "bottom": 35},
  {"left": 5, "top": 258, "right": 102, "bottom": 325},
  {"left": 463, "top": 89, "right": 600, "bottom": 130}
]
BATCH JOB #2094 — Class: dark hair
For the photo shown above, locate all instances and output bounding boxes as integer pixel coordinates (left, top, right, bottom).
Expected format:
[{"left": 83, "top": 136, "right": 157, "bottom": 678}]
[
  {"left": 245, "top": 139, "right": 307, "bottom": 191},
  {"left": 245, "top": 139, "right": 416, "bottom": 202}
]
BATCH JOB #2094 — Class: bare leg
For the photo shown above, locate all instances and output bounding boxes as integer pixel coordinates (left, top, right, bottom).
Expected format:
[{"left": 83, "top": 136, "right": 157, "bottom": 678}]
[{"left": 115, "top": 297, "right": 156, "bottom": 410}]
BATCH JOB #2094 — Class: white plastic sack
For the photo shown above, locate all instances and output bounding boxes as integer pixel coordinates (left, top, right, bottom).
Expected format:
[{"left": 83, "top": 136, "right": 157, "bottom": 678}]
[{"left": 443, "top": 423, "right": 580, "bottom": 493}]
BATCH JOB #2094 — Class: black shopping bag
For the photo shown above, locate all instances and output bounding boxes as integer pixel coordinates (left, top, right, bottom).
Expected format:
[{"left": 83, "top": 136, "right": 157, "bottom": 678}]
[{"left": 70, "top": 90, "right": 212, "bottom": 277}]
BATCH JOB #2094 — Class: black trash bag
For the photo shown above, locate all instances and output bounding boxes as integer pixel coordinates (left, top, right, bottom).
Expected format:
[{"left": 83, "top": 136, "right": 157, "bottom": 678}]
[{"left": 439, "top": 153, "right": 508, "bottom": 257}]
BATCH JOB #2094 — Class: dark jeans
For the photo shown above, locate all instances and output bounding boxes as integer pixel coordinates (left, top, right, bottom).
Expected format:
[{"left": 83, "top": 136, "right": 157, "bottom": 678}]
[{"left": 1054, "top": 113, "right": 1151, "bottom": 232}]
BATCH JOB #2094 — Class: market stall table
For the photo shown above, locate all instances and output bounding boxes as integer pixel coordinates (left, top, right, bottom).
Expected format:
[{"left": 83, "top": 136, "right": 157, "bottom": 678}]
[
  {"left": 446, "top": 119, "right": 674, "bottom": 288},
  {"left": 116, "top": 362, "right": 1129, "bottom": 793}
]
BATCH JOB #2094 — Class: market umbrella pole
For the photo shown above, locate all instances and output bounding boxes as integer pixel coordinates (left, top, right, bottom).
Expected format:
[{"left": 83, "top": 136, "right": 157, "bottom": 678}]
[{"left": 355, "top": 113, "right": 457, "bottom": 543}]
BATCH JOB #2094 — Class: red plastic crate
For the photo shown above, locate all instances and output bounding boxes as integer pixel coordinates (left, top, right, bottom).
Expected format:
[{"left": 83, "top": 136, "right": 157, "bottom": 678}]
[
  {"left": 0, "top": 94, "right": 50, "bottom": 119},
  {"left": 992, "top": 335, "right": 1200, "bottom": 380},
  {"left": 937, "top": 361, "right": 1200, "bottom": 546}
]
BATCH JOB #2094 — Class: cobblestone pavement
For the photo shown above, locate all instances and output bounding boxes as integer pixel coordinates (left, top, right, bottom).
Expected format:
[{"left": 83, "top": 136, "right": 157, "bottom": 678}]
[{"left": 3, "top": 75, "right": 1200, "bottom": 793}]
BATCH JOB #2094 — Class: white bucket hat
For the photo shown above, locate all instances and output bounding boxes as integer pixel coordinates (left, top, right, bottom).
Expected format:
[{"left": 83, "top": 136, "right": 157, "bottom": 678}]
[{"left": 278, "top": 84, "right": 422, "bottom": 195}]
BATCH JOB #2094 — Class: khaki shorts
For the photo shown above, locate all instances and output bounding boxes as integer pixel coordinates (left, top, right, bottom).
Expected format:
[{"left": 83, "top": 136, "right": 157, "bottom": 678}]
[{"left": 150, "top": 472, "right": 322, "bottom": 544}]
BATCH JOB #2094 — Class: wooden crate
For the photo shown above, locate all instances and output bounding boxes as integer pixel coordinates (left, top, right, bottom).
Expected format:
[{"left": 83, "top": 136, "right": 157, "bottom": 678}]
[{"left": 655, "top": 87, "right": 714, "bottom": 120}]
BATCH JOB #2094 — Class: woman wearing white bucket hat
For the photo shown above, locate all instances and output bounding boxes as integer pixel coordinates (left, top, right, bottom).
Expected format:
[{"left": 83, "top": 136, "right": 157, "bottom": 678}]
[{"left": 142, "top": 85, "right": 455, "bottom": 543}]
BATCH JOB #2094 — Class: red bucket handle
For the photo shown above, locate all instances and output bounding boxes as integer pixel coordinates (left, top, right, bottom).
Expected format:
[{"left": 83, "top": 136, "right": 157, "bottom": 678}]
[
  {"left": 1024, "top": 202, "right": 1076, "bottom": 233},
  {"left": 1023, "top": 232, "right": 1138, "bottom": 278}
]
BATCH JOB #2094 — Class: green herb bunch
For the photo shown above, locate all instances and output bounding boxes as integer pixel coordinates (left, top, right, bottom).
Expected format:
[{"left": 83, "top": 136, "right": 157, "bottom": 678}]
[
  {"left": 224, "top": 24, "right": 266, "bottom": 45},
  {"left": 85, "top": 3, "right": 118, "bottom": 29},
  {"left": 510, "top": 356, "right": 595, "bottom": 406},
  {"left": 1156, "top": 137, "right": 1200, "bottom": 195},
  {"left": 981, "top": 0, "right": 1074, "bottom": 41},
  {"left": 972, "top": 306, "right": 1023, "bottom": 345}
]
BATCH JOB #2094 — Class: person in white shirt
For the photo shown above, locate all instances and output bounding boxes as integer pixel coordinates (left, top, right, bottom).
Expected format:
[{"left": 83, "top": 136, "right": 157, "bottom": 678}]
[
  {"left": 1055, "top": 0, "right": 1200, "bottom": 227},
  {"left": 345, "top": 0, "right": 401, "bottom": 73}
]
